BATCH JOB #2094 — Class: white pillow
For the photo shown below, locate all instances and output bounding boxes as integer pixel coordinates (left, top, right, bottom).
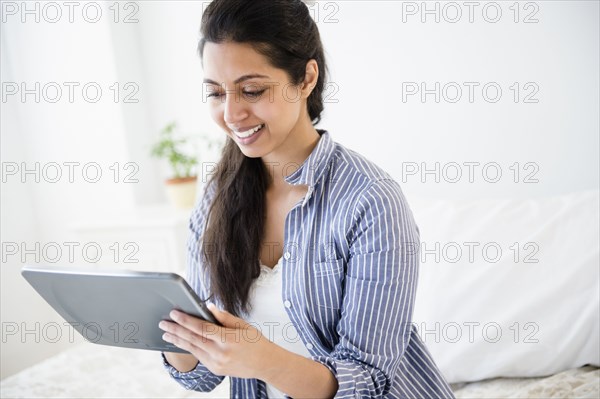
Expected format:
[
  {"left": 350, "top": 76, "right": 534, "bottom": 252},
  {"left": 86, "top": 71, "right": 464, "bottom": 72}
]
[{"left": 409, "top": 189, "right": 599, "bottom": 384}]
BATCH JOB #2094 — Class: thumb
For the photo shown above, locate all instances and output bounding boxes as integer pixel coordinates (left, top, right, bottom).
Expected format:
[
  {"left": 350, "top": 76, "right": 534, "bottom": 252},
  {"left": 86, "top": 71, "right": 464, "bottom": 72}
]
[{"left": 207, "top": 302, "right": 246, "bottom": 328}]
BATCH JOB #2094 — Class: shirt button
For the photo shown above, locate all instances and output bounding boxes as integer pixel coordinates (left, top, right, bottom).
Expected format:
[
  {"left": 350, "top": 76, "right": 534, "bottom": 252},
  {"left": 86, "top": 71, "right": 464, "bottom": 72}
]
[
  {"left": 306, "top": 343, "right": 314, "bottom": 350},
  {"left": 284, "top": 252, "right": 291, "bottom": 260},
  {"left": 284, "top": 300, "right": 292, "bottom": 308}
]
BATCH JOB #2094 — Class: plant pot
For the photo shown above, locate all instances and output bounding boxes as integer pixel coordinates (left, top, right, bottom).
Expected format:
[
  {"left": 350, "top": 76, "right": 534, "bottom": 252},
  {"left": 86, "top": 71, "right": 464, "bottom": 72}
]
[{"left": 164, "top": 176, "right": 198, "bottom": 209}]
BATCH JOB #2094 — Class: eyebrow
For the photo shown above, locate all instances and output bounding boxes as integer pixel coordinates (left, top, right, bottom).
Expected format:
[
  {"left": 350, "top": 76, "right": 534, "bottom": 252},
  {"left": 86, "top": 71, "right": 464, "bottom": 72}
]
[{"left": 203, "top": 73, "right": 270, "bottom": 86}]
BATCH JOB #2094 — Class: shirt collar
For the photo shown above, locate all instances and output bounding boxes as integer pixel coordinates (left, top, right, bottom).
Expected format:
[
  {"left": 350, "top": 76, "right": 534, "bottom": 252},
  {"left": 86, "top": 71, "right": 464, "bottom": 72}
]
[{"left": 283, "top": 129, "right": 335, "bottom": 188}]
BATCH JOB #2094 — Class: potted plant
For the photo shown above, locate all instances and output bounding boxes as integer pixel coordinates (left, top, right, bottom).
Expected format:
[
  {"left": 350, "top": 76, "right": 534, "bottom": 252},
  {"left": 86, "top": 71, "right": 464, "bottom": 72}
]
[{"left": 150, "top": 121, "right": 218, "bottom": 209}]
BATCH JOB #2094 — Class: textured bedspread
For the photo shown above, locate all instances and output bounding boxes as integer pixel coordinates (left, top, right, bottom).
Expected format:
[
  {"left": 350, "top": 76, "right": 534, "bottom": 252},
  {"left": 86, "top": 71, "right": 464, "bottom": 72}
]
[
  {"left": 451, "top": 366, "right": 599, "bottom": 399},
  {"left": 1, "top": 343, "right": 598, "bottom": 398}
]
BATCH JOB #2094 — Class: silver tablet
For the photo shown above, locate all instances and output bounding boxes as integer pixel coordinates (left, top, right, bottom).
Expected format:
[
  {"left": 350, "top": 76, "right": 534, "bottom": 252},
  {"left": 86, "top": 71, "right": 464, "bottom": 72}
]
[{"left": 21, "top": 264, "right": 221, "bottom": 353}]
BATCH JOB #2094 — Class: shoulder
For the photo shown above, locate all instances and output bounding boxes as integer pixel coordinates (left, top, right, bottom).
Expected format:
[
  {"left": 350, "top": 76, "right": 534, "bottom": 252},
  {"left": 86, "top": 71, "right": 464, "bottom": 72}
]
[
  {"left": 327, "top": 140, "right": 406, "bottom": 207},
  {"left": 331, "top": 142, "right": 395, "bottom": 181}
]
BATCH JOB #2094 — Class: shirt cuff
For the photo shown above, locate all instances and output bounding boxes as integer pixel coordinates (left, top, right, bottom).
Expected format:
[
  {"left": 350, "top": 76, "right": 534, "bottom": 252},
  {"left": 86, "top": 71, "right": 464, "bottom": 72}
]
[
  {"left": 161, "top": 351, "right": 222, "bottom": 391},
  {"left": 311, "top": 353, "right": 388, "bottom": 398}
]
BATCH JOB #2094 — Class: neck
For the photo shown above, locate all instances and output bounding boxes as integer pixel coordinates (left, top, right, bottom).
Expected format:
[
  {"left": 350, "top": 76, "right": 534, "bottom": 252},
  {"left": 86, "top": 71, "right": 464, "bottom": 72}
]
[{"left": 262, "top": 121, "right": 321, "bottom": 192}]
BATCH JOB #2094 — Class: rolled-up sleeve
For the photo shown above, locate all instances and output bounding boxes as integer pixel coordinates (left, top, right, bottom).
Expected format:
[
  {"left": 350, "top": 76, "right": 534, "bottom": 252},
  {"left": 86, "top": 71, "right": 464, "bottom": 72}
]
[
  {"left": 161, "top": 352, "right": 225, "bottom": 391},
  {"left": 161, "top": 181, "right": 225, "bottom": 392},
  {"left": 311, "top": 178, "right": 420, "bottom": 398}
]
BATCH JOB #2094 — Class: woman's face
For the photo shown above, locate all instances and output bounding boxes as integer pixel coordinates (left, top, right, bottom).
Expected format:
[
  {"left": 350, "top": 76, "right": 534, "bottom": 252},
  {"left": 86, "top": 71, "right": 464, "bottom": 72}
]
[{"left": 202, "top": 41, "right": 313, "bottom": 159}]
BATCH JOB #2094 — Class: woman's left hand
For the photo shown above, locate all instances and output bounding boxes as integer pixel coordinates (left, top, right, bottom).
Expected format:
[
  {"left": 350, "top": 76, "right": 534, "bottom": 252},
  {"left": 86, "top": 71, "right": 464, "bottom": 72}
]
[{"left": 159, "top": 303, "right": 274, "bottom": 380}]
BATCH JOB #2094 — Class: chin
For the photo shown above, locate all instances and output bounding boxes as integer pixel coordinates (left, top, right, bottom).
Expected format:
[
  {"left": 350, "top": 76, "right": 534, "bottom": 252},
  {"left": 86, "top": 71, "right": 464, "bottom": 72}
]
[{"left": 238, "top": 149, "right": 264, "bottom": 159}]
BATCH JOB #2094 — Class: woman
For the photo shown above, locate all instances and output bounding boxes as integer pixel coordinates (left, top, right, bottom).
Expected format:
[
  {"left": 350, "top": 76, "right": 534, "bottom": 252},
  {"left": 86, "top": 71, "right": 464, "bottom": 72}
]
[{"left": 159, "top": 1, "right": 455, "bottom": 398}]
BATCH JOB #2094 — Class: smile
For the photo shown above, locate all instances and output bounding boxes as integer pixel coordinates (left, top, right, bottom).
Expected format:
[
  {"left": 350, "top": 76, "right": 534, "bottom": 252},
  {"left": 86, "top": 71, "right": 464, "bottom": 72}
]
[{"left": 233, "top": 124, "right": 265, "bottom": 139}]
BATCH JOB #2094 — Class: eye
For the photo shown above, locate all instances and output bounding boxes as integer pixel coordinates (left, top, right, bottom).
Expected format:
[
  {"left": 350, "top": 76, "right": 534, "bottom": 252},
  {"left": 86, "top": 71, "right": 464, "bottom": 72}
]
[
  {"left": 206, "top": 89, "right": 267, "bottom": 101},
  {"left": 242, "top": 89, "right": 267, "bottom": 99}
]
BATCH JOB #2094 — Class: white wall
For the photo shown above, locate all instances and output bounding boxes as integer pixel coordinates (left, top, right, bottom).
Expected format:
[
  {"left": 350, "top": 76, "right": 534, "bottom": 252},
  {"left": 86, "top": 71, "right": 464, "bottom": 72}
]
[
  {"left": 134, "top": 0, "right": 599, "bottom": 200},
  {"left": 1, "top": 0, "right": 598, "bottom": 379},
  {"left": 316, "top": 1, "right": 599, "bottom": 200},
  {"left": 0, "top": 28, "right": 70, "bottom": 379},
  {"left": 1, "top": 2, "right": 139, "bottom": 378}
]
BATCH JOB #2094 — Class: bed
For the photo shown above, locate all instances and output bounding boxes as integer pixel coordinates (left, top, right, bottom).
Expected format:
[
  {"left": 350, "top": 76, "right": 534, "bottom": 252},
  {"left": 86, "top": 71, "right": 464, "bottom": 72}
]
[
  {"left": 3, "top": 190, "right": 598, "bottom": 398},
  {"left": 1, "top": 342, "right": 598, "bottom": 398}
]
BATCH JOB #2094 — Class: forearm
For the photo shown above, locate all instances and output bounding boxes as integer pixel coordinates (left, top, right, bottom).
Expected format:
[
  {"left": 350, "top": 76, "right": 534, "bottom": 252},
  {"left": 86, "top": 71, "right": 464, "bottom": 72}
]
[
  {"left": 163, "top": 351, "right": 199, "bottom": 372},
  {"left": 260, "top": 344, "right": 338, "bottom": 399}
]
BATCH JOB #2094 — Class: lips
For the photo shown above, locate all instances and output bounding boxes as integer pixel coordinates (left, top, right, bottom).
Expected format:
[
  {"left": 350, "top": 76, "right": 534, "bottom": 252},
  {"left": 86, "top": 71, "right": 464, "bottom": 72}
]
[
  {"left": 230, "top": 124, "right": 263, "bottom": 133},
  {"left": 231, "top": 123, "right": 265, "bottom": 138}
]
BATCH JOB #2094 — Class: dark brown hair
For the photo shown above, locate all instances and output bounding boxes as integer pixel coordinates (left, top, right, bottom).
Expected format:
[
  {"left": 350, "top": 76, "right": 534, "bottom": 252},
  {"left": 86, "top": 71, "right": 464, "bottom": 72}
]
[{"left": 197, "top": 0, "right": 328, "bottom": 317}]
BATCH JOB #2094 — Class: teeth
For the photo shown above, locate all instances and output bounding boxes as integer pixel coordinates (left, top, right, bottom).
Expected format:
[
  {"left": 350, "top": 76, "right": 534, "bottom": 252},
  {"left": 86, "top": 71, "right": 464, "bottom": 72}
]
[{"left": 235, "top": 124, "right": 264, "bottom": 138}]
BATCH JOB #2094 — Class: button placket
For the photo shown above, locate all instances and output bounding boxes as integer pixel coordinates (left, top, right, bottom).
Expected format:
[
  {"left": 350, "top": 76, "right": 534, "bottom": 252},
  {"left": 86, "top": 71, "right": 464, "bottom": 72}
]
[{"left": 285, "top": 307, "right": 316, "bottom": 355}]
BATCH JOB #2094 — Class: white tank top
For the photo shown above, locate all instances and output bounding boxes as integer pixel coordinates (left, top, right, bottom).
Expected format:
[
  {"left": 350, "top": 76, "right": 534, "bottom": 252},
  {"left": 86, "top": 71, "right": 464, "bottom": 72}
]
[{"left": 245, "top": 256, "right": 312, "bottom": 398}]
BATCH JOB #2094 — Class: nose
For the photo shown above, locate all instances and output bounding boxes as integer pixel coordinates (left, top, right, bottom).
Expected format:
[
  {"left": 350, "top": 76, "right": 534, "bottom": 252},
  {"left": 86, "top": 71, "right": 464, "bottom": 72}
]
[{"left": 223, "top": 92, "right": 249, "bottom": 125}]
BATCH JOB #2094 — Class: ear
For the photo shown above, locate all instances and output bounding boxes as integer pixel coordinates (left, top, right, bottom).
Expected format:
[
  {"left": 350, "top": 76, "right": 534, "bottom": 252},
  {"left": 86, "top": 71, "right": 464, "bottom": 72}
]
[{"left": 301, "top": 59, "right": 319, "bottom": 99}]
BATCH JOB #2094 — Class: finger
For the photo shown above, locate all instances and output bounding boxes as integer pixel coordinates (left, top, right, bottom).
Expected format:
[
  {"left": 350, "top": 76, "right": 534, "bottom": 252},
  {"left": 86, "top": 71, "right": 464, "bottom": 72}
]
[
  {"left": 161, "top": 318, "right": 216, "bottom": 346},
  {"left": 159, "top": 320, "right": 203, "bottom": 341},
  {"left": 158, "top": 320, "right": 178, "bottom": 332},
  {"left": 162, "top": 332, "right": 211, "bottom": 361},
  {"left": 170, "top": 310, "right": 222, "bottom": 341},
  {"left": 206, "top": 303, "right": 247, "bottom": 329}
]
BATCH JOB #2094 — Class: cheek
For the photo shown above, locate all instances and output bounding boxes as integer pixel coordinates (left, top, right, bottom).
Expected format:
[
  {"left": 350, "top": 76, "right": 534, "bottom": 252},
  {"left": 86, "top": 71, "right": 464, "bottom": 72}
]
[
  {"left": 280, "top": 85, "right": 303, "bottom": 104},
  {"left": 278, "top": 87, "right": 305, "bottom": 118},
  {"left": 265, "top": 88, "right": 301, "bottom": 120},
  {"left": 209, "top": 106, "right": 226, "bottom": 128},
  {"left": 257, "top": 103, "right": 279, "bottom": 123},
  {"left": 208, "top": 103, "right": 220, "bottom": 118}
]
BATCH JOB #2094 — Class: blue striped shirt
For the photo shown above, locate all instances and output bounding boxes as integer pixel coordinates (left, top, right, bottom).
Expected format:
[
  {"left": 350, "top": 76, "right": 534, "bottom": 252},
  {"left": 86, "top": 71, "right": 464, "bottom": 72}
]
[{"left": 161, "top": 129, "right": 455, "bottom": 399}]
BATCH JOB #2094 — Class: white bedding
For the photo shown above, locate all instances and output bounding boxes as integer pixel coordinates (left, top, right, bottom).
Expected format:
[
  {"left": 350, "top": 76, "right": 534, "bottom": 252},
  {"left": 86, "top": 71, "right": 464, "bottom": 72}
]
[
  {"left": 1, "top": 343, "right": 598, "bottom": 398},
  {"left": 410, "top": 189, "right": 600, "bottom": 383}
]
